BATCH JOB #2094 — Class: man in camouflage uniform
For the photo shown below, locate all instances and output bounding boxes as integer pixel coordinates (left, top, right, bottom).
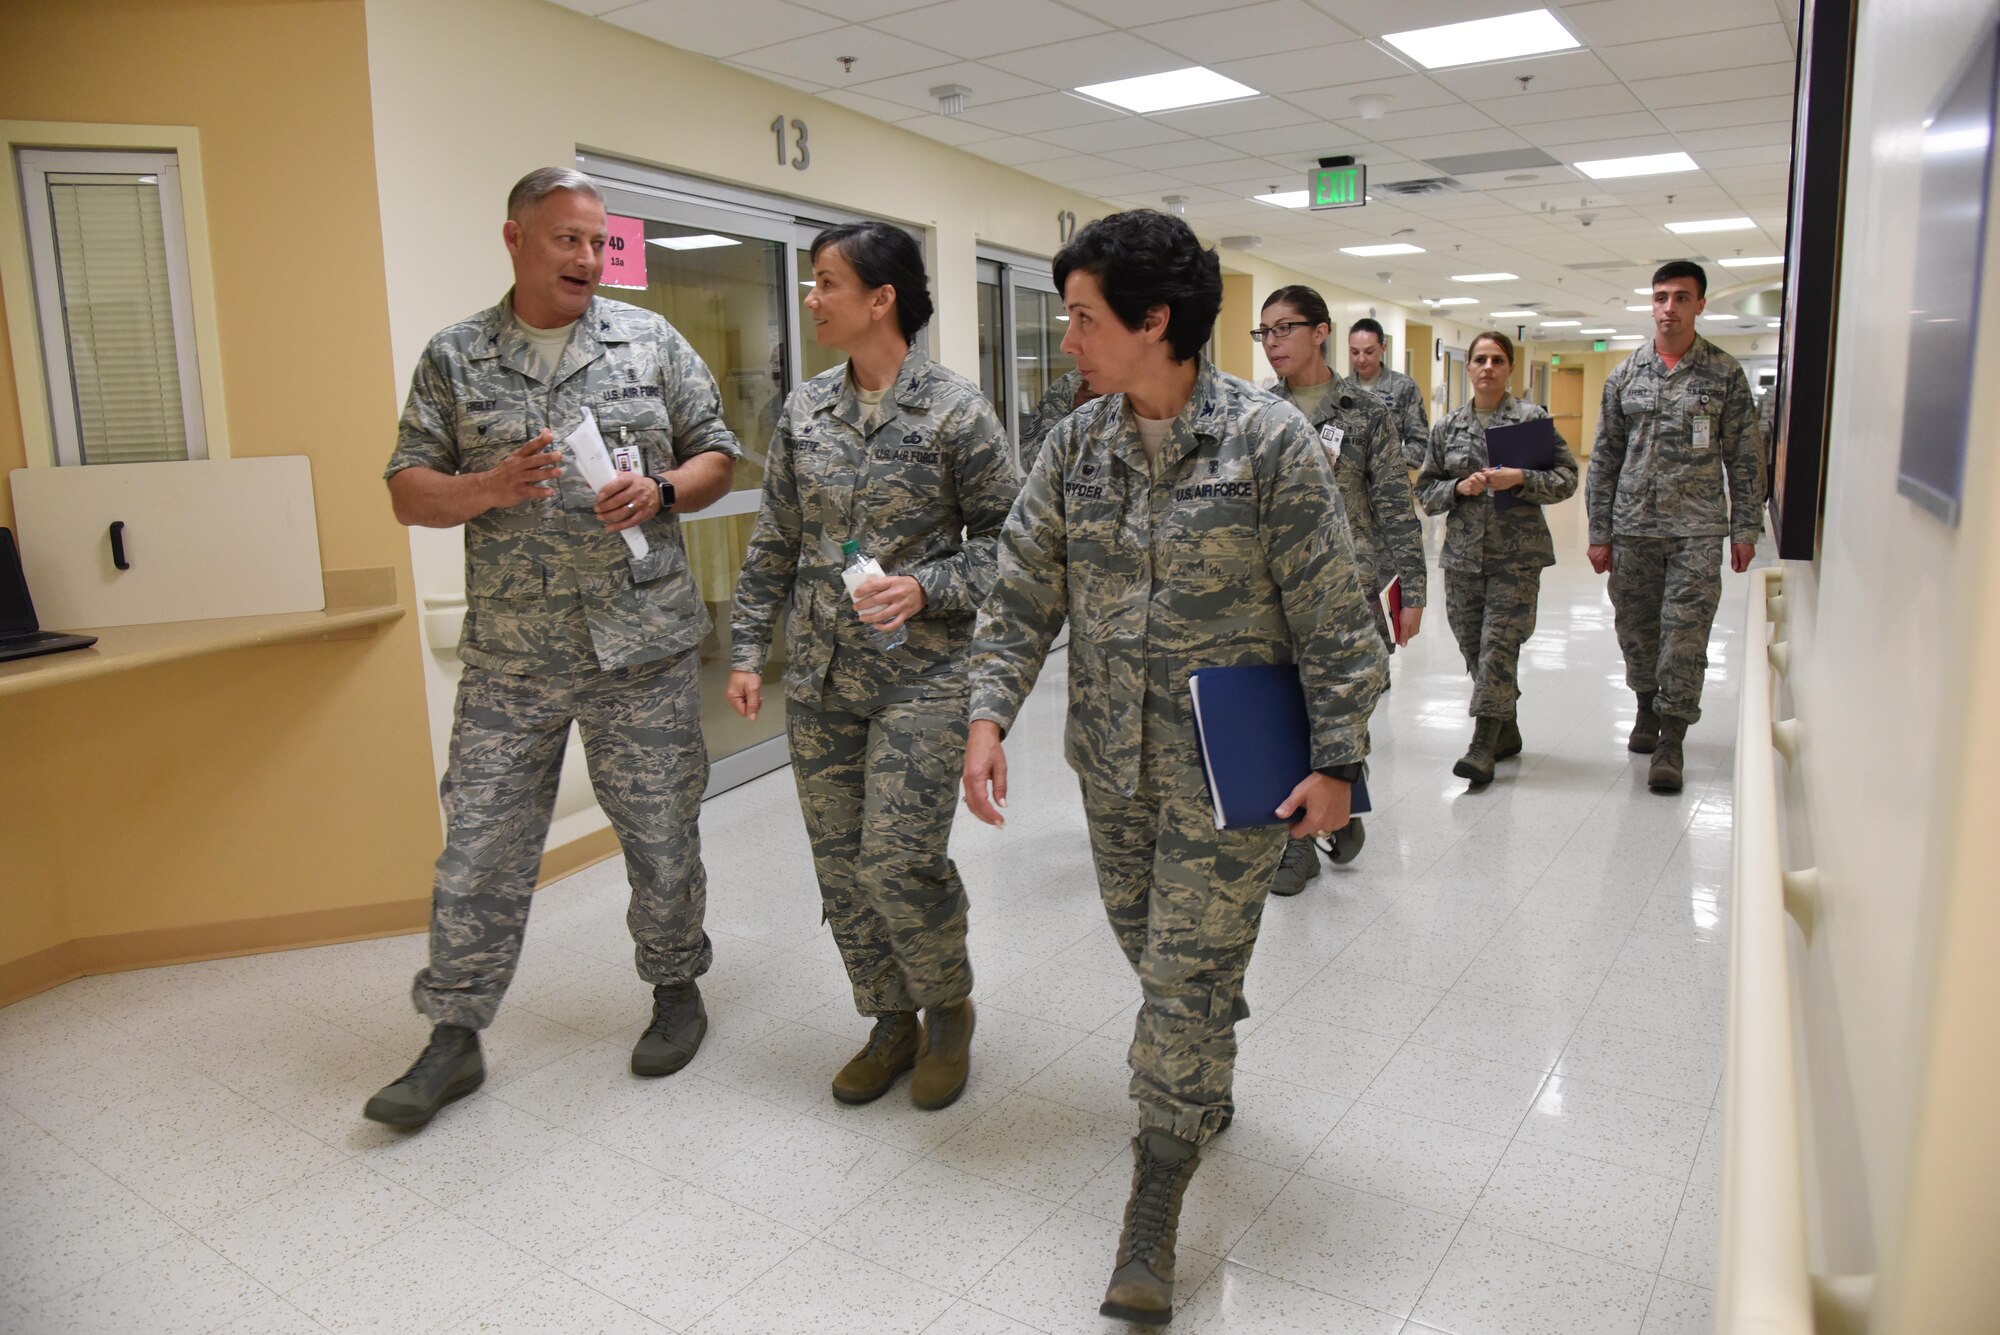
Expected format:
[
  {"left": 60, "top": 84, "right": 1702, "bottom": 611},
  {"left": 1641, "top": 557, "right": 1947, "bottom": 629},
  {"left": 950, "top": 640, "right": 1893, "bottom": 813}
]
[
  {"left": 1021, "top": 366, "right": 1098, "bottom": 458},
  {"left": 1267, "top": 378, "right": 1424, "bottom": 892},
  {"left": 366, "top": 168, "right": 739, "bottom": 1129},
  {"left": 1346, "top": 317, "right": 1431, "bottom": 470},
  {"left": 962, "top": 212, "right": 1385, "bottom": 1325},
  {"left": 729, "top": 222, "right": 1019, "bottom": 1110},
  {"left": 1588, "top": 260, "right": 1765, "bottom": 793}
]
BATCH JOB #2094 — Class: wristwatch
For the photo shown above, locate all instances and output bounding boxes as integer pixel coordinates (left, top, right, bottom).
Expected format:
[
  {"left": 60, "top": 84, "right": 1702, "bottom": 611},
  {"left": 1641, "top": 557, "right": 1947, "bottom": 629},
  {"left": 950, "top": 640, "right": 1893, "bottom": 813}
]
[
  {"left": 1315, "top": 762, "right": 1364, "bottom": 783},
  {"left": 649, "top": 474, "right": 676, "bottom": 513}
]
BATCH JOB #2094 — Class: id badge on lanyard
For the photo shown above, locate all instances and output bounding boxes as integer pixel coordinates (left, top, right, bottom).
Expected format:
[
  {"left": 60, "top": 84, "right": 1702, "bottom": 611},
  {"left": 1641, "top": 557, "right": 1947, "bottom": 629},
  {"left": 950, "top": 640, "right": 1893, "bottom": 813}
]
[
  {"left": 1691, "top": 393, "right": 1714, "bottom": 451},
  {"left": 1320, "top": 423, "right": 1344, "bottom": 460}
]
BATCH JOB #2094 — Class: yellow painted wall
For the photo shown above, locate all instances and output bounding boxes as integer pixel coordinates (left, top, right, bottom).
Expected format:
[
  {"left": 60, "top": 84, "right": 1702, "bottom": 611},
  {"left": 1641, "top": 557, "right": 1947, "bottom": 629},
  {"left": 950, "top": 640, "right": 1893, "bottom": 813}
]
[{"left": 0, "top": 0, "right": 442, "bottom": 995}]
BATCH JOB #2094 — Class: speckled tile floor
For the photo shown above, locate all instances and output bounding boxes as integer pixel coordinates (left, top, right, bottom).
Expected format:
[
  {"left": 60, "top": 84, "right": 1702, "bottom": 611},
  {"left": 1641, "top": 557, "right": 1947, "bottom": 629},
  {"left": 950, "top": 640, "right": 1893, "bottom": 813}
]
[{"left": 0, "top": 495, "right": 1745, "bottom": 1333}]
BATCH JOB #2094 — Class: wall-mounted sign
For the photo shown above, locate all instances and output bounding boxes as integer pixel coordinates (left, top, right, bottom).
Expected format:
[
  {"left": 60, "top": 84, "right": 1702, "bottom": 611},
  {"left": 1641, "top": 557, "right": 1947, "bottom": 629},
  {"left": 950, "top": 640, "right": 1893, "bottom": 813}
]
[
  {"left": 1549, "top": 354, "right": 1562, "bottom": 366},
  {"left": 1594, "top": 339, "right": 1608, "bottom": 352},
  {"left": 602, "top": 214, "right": 647, "bottom": 290},
  {"left": 1309, "top": 164, "right": 1366, "bottom": 210}
]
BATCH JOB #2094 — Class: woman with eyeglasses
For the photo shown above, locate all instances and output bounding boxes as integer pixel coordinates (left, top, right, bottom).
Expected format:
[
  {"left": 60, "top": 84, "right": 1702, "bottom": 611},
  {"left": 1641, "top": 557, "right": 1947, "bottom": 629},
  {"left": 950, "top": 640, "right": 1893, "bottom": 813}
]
[
  {"left": 1255, "top": 286, "right": 1426, "bottom": 893},
  {"left": 1417, "top": 330, "right": 1579, "bottom": 785}
]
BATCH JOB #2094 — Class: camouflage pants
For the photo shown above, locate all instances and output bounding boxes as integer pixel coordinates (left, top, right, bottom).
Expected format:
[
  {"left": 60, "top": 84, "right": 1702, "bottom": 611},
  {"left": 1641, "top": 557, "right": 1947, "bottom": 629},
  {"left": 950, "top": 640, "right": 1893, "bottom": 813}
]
[
  {"left": 1080, "top": 703, "right": 1286, "bottom": 1145},
  {"left": 1610, "top": 536, "right": 1723, "bottom": 725},
  {"left": 786, "top": 652, "right": 974, "bottom": 1016},
  {"left": 412, "top": 650, "right": 712, "bottom": 1030},
  {"left": 1443, "top": 565, "right": 1543, "bottom": 718}
]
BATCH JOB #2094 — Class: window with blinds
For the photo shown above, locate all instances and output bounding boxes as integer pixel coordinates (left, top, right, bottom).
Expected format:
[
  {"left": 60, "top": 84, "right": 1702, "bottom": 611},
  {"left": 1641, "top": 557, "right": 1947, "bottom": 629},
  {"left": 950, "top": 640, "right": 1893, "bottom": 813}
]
[{"left": 17, "top": 149, "right": 208, "bottom": 465}]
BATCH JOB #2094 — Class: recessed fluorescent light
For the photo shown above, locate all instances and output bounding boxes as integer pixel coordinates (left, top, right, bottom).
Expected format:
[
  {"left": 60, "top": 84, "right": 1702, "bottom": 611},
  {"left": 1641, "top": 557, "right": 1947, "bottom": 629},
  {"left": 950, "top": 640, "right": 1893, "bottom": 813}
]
[
  {"left": 1612, "top": 334, "right": 1644, "bottom": 341},
  {"left": 1580, "top": 327, "right": 1617, "bottom": 334},
  {"left": 1430, "top": 296, "right": 1479, "bottom": 306},
  {"left": 1767, "top": 320, "right": 1782, "bottom": 327},
  {"left": 1381, "top": 9, "right": 1580, "bottom": 71},
  {"left": 1540, "top": 320, "right": 1581, "bottom": 327},
  {"left": 1454, "top": 272, "right": 1519, "bottom": 282},
  {"left": 1254, "top": 190, "right": 1311, "bottom": 208},
  {"left": 1626, "top": 304, "right": 1652, "bottom": 311},
  {"left": 1665, "top": 217, "right": 1755, "bottom": 234},
  {"left": 649, "top": 234, "right": 740, "bottom": 250},
  {"left": 1573, "top": 152, "right": 1698, "bottom": 180},
  {"left": 1341, "top": 243, "right": 1426, "bottom": 256},
  {"left": 1634, "top": 288, "right": 1652, "bottom": 294},
  {"left": 1075, "top": 66, "right": 1260, "bottom": 114},
  {"left": 1490, "top": 310, "right": 1536, "bottom": 318},
  {"left": 1700, "top": 313, "right": 1739, "bottom": 321},
  {"left": 1718, "top": 255, "right": 1784, "bottom": 268}
]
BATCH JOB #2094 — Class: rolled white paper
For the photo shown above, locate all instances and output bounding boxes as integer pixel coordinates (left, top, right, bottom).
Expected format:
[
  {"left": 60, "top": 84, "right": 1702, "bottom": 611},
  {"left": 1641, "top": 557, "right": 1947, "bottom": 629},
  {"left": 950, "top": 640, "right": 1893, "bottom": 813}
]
[{"left": 564, "top": 407, "right": 649, "bottom": 560}]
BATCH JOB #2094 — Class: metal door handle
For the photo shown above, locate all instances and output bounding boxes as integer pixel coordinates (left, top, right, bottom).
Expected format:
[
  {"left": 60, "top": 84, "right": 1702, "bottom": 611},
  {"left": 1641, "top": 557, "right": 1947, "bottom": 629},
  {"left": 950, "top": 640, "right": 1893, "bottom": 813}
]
[{"left": 109, "top": 520, "right": 129, "bottom": 570}]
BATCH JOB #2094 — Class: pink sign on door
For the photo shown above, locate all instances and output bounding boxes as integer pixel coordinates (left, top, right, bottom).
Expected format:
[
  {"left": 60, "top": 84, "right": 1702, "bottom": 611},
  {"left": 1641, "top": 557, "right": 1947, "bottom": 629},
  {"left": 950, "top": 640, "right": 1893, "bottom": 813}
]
[{"left": 602, "top": 214, "right": 648, "bottom": 290}]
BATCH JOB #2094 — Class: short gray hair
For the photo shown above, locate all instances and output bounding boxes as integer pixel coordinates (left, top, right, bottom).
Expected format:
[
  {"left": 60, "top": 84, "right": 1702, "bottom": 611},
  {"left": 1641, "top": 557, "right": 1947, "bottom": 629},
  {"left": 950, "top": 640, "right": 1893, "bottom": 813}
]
[{"left": 507, "top": 167, "right": 603, "bottom": 221}]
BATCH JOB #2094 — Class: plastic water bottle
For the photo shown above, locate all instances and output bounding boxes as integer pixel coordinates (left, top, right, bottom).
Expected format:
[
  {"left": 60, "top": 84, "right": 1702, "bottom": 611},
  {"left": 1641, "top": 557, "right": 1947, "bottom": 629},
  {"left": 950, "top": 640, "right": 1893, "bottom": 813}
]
[{"left": 839, "top": 539, "right": 906, "bottom": 650}]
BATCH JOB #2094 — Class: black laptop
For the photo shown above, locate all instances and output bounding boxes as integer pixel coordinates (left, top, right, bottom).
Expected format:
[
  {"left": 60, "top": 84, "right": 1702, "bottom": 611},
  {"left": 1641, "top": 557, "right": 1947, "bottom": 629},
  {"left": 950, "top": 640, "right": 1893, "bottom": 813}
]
[{"left": 0, "top": 527, "right": 97, "bottom": 663}]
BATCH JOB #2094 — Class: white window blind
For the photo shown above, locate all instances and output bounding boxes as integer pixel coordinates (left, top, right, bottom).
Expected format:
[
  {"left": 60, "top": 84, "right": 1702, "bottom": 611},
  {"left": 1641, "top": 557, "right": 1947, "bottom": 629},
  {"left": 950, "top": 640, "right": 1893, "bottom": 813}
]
[{"left": 17, "top": 149, "right": 207, "bottom": 466}]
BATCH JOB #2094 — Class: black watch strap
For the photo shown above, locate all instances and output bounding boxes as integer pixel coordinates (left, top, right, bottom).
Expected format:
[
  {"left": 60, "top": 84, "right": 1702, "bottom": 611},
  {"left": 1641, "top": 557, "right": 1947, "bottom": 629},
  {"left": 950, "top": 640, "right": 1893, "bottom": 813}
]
[
  {"left": 650, "top": 474, "right": 676, "bottom": 511},
  {"left": 1315, "top": 762, "right": 1364, "bottom": 783}
]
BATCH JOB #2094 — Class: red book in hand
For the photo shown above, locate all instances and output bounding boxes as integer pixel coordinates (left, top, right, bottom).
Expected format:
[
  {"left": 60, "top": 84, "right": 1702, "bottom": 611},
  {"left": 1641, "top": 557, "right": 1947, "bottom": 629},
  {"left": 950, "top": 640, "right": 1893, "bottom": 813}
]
[{"left": 1378, "top": 575, "right": 1405, "bottom": 646}]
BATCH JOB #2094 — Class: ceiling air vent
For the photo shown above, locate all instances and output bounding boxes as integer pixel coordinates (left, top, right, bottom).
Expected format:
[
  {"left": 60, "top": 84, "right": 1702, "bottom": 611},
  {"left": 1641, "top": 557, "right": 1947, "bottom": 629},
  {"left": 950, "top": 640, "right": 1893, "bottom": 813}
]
[{"left": 1376, "top": 176, "right": 1467, "bottom": 197}]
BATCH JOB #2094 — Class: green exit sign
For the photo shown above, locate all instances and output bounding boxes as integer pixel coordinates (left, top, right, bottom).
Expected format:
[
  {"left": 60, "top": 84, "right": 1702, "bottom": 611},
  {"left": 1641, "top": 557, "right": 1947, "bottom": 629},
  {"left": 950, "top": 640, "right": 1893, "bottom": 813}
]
[
  {"left": 1550, "top": 355, "right": 1561, "bottom": 366},
  {"left": 1594, "top": 339, "right": 1608, "bottom": 352},
  {"left": 1310, "top": 164, "right": 1366, "bottom": 210}
]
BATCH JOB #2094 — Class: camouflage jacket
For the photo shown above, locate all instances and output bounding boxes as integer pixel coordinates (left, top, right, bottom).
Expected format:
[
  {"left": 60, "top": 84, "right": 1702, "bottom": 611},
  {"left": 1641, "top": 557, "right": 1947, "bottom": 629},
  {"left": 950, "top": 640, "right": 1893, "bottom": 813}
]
[
  {"left": 731, "top": 347, "right": 1020, "bottom": 706},
  {"left": 1417, "top": 395, "right": 1580, "bottom": 574},
  {"left": 1273, "top": 379, "right": 1427, "bottom": 608},
  {"left": 1587, "top": 336, "right": 1766, "bottom": 544},
  {"left": 1022, "top": 368, "right": 1089, "bottom": 457},
  {"left": 1346, "top": 367, "right": 1431, "bottom": 469},
  {"left": 968, "top": 360, "right": 1387, "bottom": 797},
  {"left": 387, "top": 292, "right": 740, "bottom": 675}
]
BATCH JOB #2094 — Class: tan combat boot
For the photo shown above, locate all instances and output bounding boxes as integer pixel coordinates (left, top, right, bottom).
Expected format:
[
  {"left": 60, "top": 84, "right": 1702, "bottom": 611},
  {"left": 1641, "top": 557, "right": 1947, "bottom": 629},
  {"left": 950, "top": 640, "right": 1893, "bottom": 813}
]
[
  {"left": 1099, "top": 1129, "right": 1202, "bottom": 1325},
  {"left": 1629, "top": 692, "right": 1661, "bottom": 753},
  {"left": 1496, "top": 718, "right": 1523, "bottom": 760},
  {"left": 1648, "top": 717, "right": 1686, "bottom": 793},
  {"left": 1452, "top": 717, "right": 1503, "bottom": 786},
  {"left": 831, "top": 1012, "right": 920, "bottom": 1105},
  {"left": 911, "top": 998, "right": 974, "bottom": 1110}
]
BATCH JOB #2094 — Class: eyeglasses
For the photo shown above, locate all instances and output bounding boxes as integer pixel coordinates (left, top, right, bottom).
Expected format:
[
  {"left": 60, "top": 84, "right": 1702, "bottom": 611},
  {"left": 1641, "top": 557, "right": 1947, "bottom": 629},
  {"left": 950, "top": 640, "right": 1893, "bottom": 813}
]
[{"left": 1250, "top": 320, "right": 1313, "bottom": 342}]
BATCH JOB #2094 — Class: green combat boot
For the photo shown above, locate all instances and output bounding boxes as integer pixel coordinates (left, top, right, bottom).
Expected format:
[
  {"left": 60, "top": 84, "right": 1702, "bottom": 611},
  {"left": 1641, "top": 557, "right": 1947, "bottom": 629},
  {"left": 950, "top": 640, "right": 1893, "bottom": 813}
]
[
  {"left": 1322, "top": 817, "right": 1366, "bottom": 866},
  {"left": 631, "top": 982, "right": 707, "bottom": 1076},
  {"left": 830, "top": 1012, "right": 919, "bottom": 1105},
  {"left": 1099, "top": 1129, "right": 1202, "bottom": 1326},
  {"left": 1496, "top": 719, "right": 1523, "bottom": 761},
  {"left": 1453, "top": 717, "right": 1503, "bottom": 786},
  {"left": 1269, "top": 836, "right": 1319, "bottom": 897},
  {"left": 363, "top": 1024, "right": 483, "bottom": 1129},
  {"left": 911, "top": 999, "right": 974, "bottom": 1110},
  {"left": 1648, "top": 718, "right": 1686, "bottom": 794},
  {"left": 1629, "top": 693, "right": 1661, "bottom": 754}
]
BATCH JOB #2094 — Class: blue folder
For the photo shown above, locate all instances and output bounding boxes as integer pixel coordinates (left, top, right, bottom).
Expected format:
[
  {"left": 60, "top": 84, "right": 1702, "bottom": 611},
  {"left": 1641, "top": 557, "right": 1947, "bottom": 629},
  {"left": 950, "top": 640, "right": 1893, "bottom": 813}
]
[
  {"left": 1187, "top": 663, "right": 1372, "bottom": 831},
  {"left": 1482, "top": 416, "right": 1558, "bottom": 512}
]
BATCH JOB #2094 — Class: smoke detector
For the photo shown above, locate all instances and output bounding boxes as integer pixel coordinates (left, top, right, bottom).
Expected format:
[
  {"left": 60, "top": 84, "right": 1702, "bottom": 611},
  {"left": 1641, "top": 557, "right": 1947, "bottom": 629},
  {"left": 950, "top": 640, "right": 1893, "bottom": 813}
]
[
  {"left": 929, "top": 83, "right": 970, "bottom": 116},
  {"left": 1352, "top": 93, "right": 1392, "bottom": 121}
]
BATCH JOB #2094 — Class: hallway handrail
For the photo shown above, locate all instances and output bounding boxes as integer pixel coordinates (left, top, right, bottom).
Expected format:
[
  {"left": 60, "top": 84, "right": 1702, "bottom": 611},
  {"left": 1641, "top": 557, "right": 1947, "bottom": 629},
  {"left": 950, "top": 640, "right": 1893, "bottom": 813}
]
[{"left": 1718, "top": 566, "right": 1815, "bottom": 1331}]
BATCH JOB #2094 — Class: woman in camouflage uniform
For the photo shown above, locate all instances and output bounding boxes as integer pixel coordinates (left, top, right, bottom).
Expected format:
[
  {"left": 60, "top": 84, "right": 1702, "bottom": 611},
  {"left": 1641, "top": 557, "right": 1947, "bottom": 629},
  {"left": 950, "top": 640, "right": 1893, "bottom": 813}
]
[
  {"left": 1417, "top": 331, "right": 1578, "bottom": 785},
  {"left": 728, "top": 223, "right": 1020, "bottom": 1112}
]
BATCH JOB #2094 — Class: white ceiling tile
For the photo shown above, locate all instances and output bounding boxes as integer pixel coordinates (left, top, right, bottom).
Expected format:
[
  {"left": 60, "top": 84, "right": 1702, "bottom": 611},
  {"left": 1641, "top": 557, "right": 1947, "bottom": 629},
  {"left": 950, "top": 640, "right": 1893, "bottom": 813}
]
[
  {"left": 1519, "top": 112, "right": 1668, "bottom": 147},
  {"left": 1212, "top": 41, "right": 1409, "bottom": 95},
  {"left": 1062, "top": 0, "right": 1267, "bottom": 24},
  {"left": 898, "top": 112, "right": 1010, "bottom": 145},
  {"left": 606, "top": 0, "right": 843, "bottom": 56},
  {"left": 842, "top": 60, "right": 1049, "bottom": 113},
  {"left": 879, "top": 0, "right": 1108, "bottom": 60},
  {"left": 799, "top": 0, "right": 937, "bottom": 18},
  {"left": 1470, "top": 82, "right": 1644, "bottom": 127},
  {"left": 548, "top": 0, "right": 645, "bottom": 13},
  {"left": 1153, "top": 96, "right": 1318, "bottom": 137},
  {"left": 1168, "top": 159, "right": 1306, "bottom": 188},
  {"left": 1560, "top": 0, "right": 1786, "bottom": 47},
  {"left": 1674, "top": 123, "right": 1795, "bottom": 152},
  {"left": 1599, "top": 25, "right": 1796, "bottom": 82},
  {"left": 1304, "top": 0, "right": 1506, "bottom": 34},
  {"left": 1692, "top": 143, "right": 1794, "bottom": 169},
  {"left": 1210, "top": 121, "right": 1358, "bottom": 158},
  {"left": 726, "top": 62, "right": 835, "bottom": 94},
  {"left": 1032, "top": 116, "right": 1190, "bottom": 153},
  {"left": 1382, "top": 127, "right": 1532, "bottom": 162},
  {"left": 1654, "top": 96, "right": 1794, "bottom": 132},
  {"left": 1629, "top": 63, "right": 1796, "bottom": 110},
  {"left": 982, "top": 31, "right": 1189, "bottom": 87},
  {"left": 1426, "top": 50, "right": 1621, "bottom": 101},
  {"left": 816, "top": 88, "right": 926, "bottom": 121},
  {"left": 1104, "top": 139, "right": 1255, "bottom": 172},
  {"left": 956, "top": 90, "right": 1126, "bottom": 134},
  {"left": 1284, "top": 75, "right": 1461, "bottom": 121},
  {"left": 1544, "top": 133, "right": 1687, "bottom": 162},
  {"left": 1136, "top": 0, "right": 1358, "bottom": 64},
  {"left": 1023, "top": 153, "right": 1124, "bottom": 185},
  {"left": 732, "top": 24, "right": 954, "bottom": 85},
  {"left": 1329, "top": 101, "right": 1499, "bottom": 141}
]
